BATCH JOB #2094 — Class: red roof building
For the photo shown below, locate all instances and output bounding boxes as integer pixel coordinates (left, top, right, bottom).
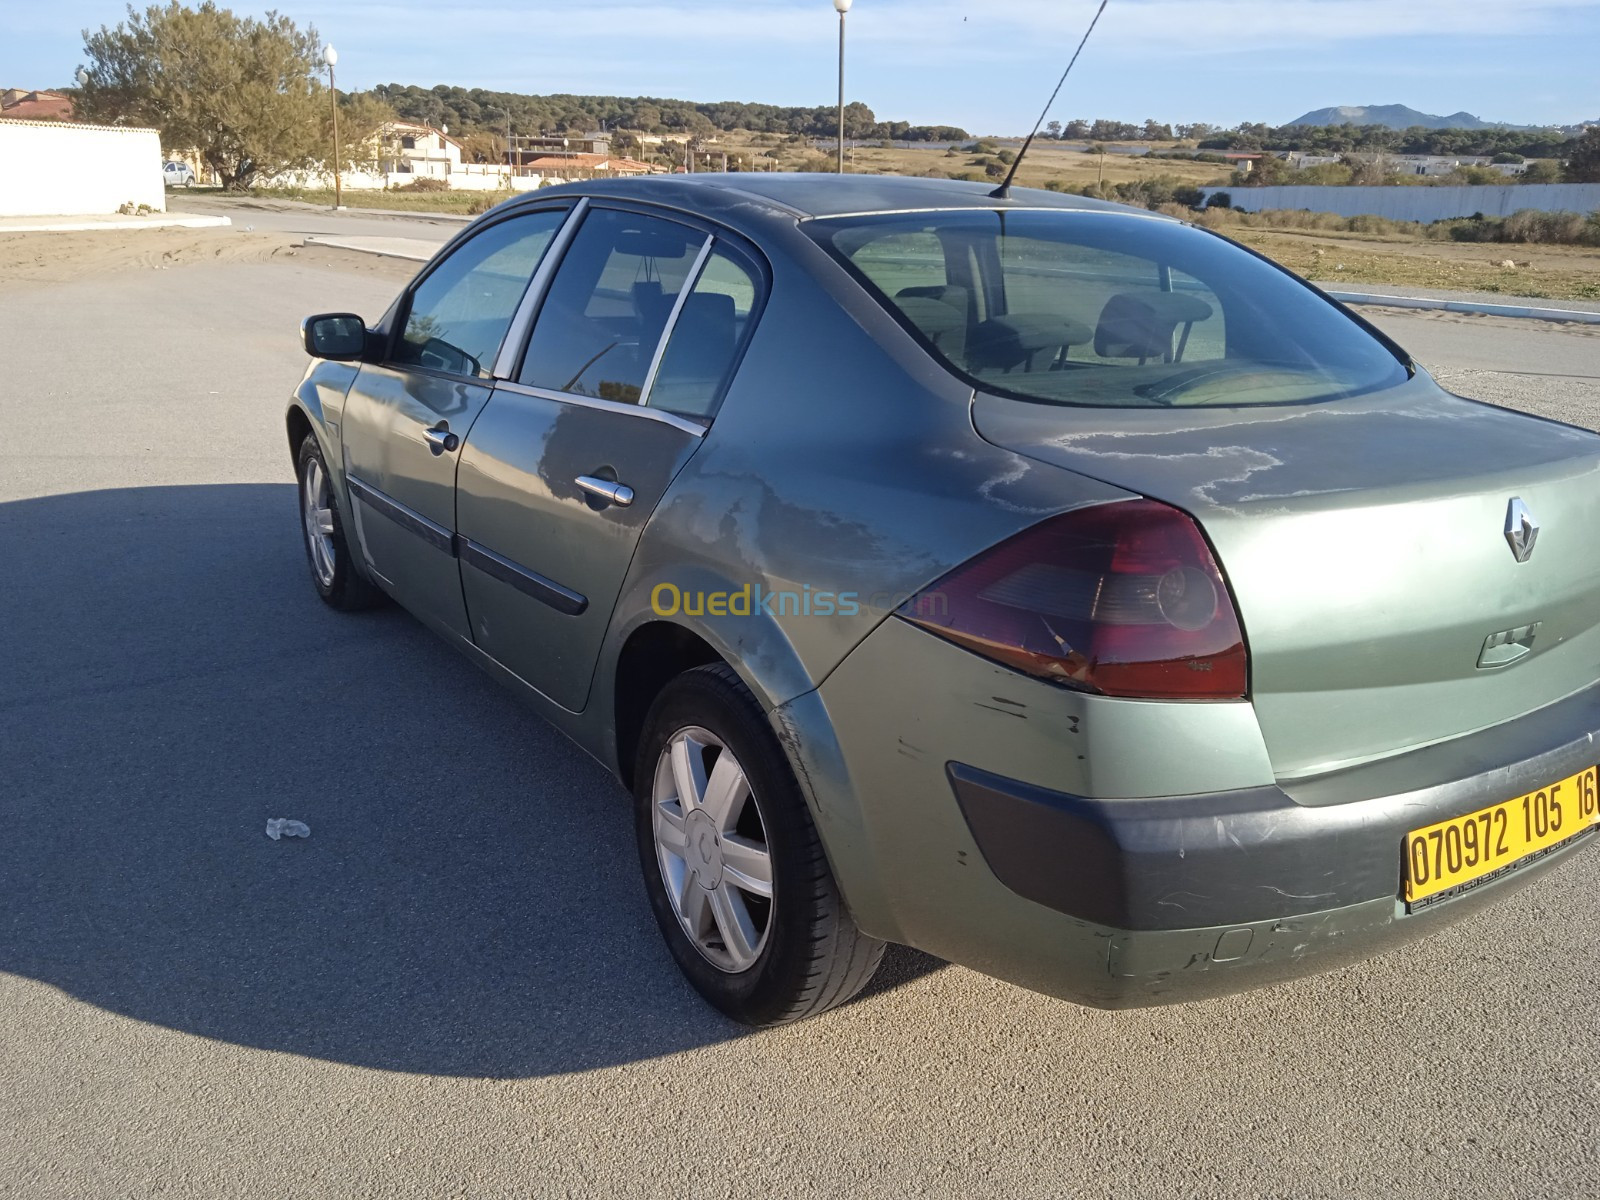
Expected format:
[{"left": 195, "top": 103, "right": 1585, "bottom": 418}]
[
  {"left": 513, "top": 152, "right": 664, "bottom": 180},
  {"left": 1, "top": 89, "right": 75, "bottom": 121}
]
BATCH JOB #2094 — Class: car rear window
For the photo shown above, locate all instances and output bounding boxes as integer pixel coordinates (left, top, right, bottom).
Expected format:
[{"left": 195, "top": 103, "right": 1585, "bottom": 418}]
[{"left": 807, "top": 209, "right": 1409, "bottom": 408}]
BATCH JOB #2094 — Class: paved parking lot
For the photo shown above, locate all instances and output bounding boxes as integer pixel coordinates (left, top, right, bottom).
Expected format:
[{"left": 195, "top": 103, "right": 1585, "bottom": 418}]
[{"left": 2, "top": 225, "right": 1598, "bottom": 1198}]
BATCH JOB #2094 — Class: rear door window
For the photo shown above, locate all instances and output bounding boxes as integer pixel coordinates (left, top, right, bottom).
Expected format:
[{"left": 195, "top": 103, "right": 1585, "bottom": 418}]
[
  {"left": 645, "top": 248, "right": 762, "bottom": 421},
  {"left": 518, "top": 207, "right": 707, "bottom": 404}
]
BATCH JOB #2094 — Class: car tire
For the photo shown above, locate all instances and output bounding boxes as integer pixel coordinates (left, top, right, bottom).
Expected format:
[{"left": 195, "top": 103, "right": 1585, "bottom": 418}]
[
  {"left": 296, "top": 433, "right": 381, "bottom": 611},
  {"left": 634, "top": 663, "right": 885, "bottom": 1026}
]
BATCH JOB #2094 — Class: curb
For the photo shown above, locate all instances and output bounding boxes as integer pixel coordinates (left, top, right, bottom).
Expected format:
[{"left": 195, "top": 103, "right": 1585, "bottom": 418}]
[
  {"left": 1324, "top": 290, "right": 1600, "bottom": 326},
  {"left": 301, "top": 235, "right": 434, "bottom": 263},
  {"left": 0, "top": 214, "right": 233, "bottom": 234}
]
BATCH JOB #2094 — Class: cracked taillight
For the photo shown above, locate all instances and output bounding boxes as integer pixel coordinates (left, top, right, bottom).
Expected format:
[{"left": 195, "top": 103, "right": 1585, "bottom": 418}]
[{"left": 898, "top": 499, "right": 1247, "bottom": 700}]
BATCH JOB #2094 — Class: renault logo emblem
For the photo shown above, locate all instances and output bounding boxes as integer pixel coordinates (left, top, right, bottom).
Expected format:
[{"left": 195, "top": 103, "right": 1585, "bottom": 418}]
[{"left": 1505, "top": 498, "right": 1539, "bottom": 563}]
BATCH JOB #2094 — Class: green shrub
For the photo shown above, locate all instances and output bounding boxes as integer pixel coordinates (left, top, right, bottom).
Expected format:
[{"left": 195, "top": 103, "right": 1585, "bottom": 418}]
[{"left": 396, "top": 176, "right": 449, "bottom": 192}]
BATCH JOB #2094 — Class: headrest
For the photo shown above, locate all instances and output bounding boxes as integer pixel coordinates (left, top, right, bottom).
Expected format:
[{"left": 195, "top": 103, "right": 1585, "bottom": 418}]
[{"left": 1094, "top": 291, "right": 1214, "bottom": 360}]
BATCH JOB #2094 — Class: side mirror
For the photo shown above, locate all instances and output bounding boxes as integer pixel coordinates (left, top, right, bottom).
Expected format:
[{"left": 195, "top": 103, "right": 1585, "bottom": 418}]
[{"left": 302, "top": 313, "right": 368, "bottom": 360}]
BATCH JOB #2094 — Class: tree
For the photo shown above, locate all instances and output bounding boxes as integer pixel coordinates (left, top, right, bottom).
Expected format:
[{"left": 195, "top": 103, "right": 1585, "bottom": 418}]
[
  {"left": 78, "top": 3, "right": 325, "bottom": 190},
  {"left": 841, "top": 101, "right": 877, "bottom": 141},
  {"left": 331, "top": 92, "right": 398, "bottom": 174},
  {"left": 1565, "top": 128, "right": 1600, "bottom": 182},
  {"left": 1045, "top": 120, "right": 1061, "bottom": 139},
  {"left": 1522, "top": 159, "right": 1562, "bottom": 184}
]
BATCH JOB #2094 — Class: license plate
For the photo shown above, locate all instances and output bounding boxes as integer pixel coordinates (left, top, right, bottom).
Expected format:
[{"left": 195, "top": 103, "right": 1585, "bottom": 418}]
[{"left": 1404, "top": 766, "right": 1600, "bottom": 904}]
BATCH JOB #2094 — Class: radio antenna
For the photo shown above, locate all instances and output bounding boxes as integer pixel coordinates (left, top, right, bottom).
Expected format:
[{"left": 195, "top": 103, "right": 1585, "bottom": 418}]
[{"left": 991, "top": 0, "right": 1111, "bottom": 199}]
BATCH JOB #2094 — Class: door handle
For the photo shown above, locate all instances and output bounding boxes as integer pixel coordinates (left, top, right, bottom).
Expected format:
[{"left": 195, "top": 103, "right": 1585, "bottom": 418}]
[
  {"left": 422, "top": 423, "right": 460, "bottom": 456},
  {"left": 575, "top": 475, "right": 635, "bottom": 508}
]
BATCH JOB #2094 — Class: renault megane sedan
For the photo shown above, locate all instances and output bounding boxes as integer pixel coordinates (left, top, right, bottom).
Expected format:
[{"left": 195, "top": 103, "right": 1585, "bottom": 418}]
[{"left": 288, "top": 174, "right": 1600, "bottom": 1025}]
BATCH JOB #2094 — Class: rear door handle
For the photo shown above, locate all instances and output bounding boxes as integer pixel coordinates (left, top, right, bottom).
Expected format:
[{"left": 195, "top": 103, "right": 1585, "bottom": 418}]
[
  {"left": 575, "top": 475, "right": 635, "bottom": 508},
  {"left": 422, "top": 423, "right": 460, "bottom": 456}
]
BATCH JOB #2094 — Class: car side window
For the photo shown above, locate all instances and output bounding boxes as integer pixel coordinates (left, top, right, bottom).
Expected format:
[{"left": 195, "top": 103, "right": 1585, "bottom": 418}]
[
  {"left": 645, "top": 248, "right": 761, "bottom": 421},
  {"left": 392, "top": 209, "right": 567, "bottom": 379},
  {"left": 518, "top": 207, "right": 706, "bottom": 403}
]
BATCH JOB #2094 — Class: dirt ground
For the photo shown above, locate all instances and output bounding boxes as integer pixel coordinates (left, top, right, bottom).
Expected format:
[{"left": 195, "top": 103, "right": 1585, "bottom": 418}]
[{"left": 0, "top": 228, "right": 419, "bottom": 286}]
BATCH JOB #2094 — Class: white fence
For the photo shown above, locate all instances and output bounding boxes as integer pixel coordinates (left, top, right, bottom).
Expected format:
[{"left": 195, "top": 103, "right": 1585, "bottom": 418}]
[
  {"left": 1201, "top": 182, "right": 1600, "bottom": 222},
  {"left": 0, "top": 118, "right": 164, "bottom": 216},
  {"left": 267, "top": 163, "right": 527, "bottom": 192}
]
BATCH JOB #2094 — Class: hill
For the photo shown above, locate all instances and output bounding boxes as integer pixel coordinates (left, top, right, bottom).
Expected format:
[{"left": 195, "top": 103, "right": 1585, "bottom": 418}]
[{"left": 1287, "top": 104, "right": 1514, "bottom": 131}]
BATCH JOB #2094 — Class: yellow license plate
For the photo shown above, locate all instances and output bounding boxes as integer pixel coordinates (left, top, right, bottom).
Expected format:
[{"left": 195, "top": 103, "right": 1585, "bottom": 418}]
[{"left": 1404, "top": 766, "right": 1600, "bottom": 903}]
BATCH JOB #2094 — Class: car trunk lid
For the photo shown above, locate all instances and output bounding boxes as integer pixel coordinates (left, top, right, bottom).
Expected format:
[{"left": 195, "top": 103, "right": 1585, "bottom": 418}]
[{"left": 973, "top": 377, "right": 1600, "bottom": 779}]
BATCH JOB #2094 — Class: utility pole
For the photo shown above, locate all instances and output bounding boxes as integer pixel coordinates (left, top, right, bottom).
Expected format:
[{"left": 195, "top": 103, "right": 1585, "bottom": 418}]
[{"left": 838, "top": 0, "right": 851, "bottom": 171}]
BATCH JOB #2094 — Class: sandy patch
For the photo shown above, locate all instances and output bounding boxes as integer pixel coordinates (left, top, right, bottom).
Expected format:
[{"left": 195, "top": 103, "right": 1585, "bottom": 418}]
[{"left": 0, "top": 227, "right": 420, "bottom": 286}]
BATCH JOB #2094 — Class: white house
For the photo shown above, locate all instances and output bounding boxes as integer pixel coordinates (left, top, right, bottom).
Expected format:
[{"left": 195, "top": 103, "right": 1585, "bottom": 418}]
[
  {"left": 268, "top": 120, "right": 519, "bottom": 192},
  {"left": 379, "top": 121, "right": 462, "bottom": 179}
]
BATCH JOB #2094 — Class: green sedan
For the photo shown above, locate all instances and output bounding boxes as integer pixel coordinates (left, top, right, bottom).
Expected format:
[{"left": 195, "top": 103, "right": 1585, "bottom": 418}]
[{"left": 289, "top": 175, "right": 1600, "bottom": 1025}]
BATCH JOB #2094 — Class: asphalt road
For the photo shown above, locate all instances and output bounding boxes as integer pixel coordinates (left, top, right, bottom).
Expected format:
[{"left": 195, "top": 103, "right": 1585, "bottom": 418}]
[{"left": 2, "top": 228, "right": 1598, "bottom": 1199}]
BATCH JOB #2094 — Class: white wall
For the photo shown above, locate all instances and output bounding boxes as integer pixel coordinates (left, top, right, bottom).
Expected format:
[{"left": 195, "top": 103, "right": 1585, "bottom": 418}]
[
  {"left": 1202, "top": 182, "right": 1600, "bottom": 222},
  {"left": 0, "top": 119, "right": 164, "bottom": 216},
  {"left": 265, "top": 163, "right": 526, "bottom": 192}
]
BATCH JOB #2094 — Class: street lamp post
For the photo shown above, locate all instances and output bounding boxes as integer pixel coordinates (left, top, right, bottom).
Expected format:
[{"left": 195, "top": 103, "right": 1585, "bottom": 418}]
[
  {"left": 834, "top": 0, "right": 851, "bottom": 174},
  {"left": 323, "top": 44, "right": 342, "bottom": 209}
]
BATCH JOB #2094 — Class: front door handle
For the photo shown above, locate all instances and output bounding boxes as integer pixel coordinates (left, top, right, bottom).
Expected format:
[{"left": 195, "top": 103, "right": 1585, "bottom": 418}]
[
  {"left": 422, "top": 423, "right": 460, "bottom": 456},
  {"left": 575, "top": 475, "right": 635, "bottom": 508}
]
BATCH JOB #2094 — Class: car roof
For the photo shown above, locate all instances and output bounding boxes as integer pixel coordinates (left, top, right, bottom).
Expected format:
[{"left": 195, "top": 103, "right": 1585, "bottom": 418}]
[{"left": 526, "top": 172, "right": 1159, "bottom": 227}]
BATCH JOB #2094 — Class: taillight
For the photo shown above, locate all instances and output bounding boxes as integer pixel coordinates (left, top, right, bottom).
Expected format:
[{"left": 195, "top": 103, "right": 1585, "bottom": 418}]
[{"left": 898, "top": 499, "right": 1247, "bottom": 700}]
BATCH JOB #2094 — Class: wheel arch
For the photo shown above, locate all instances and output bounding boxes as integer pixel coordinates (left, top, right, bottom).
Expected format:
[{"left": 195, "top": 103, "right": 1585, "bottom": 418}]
[
  {"left": 612, "top": 620, "right": 723, "bottom": 792},
  {"left": 286, "top": 403, "right": 315, "bottom": 468}
]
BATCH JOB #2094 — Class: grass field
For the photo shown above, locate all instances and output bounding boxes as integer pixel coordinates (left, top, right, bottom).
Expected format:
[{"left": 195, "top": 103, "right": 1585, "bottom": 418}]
[
  {"left": 721, "top": 135, "right": 1227, "bottom": 191},
  {"left": 239, "top": 139, "right": 1600, "bottom": 301},
  {"left": 1227, "top": 230, "right": 1600, "bottom": 300},
  {"left": 244, "top": 186, "right": 514, "bottom": 215}
]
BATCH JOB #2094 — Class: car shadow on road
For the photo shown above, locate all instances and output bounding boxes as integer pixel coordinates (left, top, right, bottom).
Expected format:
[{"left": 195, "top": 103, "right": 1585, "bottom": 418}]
[{"left": 0, "top": 484, "right": 942, "bottom": 1078}]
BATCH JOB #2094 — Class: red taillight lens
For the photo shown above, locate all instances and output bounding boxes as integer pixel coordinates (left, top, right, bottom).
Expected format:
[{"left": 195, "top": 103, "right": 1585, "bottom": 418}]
[{"left": 898, "top": 499, "right": 1247, "bottom": 700}]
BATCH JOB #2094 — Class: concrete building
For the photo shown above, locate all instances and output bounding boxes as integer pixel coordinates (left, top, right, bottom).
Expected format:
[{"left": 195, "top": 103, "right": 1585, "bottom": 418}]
[{"left": 0, "top": 118, "right": 163, "bottom": 216}]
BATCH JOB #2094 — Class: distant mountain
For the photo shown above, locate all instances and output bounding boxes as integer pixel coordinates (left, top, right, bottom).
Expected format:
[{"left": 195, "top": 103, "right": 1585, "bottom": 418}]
[{"left": 1286, "top": 104, "right": 1523, "bottom": 131}]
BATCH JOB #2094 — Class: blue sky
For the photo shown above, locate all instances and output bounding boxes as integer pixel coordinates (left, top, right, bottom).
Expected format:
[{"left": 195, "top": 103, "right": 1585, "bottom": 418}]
[{"left": 5, "top": 0, "right": 1597, "bottom": 132}]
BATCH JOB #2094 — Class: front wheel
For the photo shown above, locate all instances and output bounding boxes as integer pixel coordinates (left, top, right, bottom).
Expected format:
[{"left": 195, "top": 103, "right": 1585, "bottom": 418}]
[
  {"left": 296, "top": 433, "right": 380, "bottom": 611},
  {"left": 634, "top": 664, "right": 884, "bottom": 1026}
]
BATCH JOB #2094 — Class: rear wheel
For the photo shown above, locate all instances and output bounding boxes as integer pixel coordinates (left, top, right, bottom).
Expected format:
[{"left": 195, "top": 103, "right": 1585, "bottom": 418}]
[
  {"left": 296, "top": 433, "right": 380, "bottom": 611},
  {"left": 634, "top": 663, "right": 884, "bottom": 1026}
]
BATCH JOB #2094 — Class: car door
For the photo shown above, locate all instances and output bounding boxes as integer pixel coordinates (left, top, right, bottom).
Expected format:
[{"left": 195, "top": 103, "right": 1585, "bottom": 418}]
[
  {"left": 340, "top": 205, "right": 572, "bottom": 640},
  {"left": 455, "top": 203, "right": 765, "bottom": 711}
]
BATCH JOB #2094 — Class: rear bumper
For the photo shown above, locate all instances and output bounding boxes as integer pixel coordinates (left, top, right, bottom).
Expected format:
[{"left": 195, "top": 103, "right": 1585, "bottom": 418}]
[
  {"left": 949, "top": 760, "right": 1596, "bottom": 1008},
  {"left": 789, "top": 616, "right": 1600, "bottom": 1009}
]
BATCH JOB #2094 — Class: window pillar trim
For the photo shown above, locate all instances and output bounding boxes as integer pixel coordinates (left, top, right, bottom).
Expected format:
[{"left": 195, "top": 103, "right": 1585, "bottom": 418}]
[{"left": 637, "top": 234, "right": 715, "bottom": 409}]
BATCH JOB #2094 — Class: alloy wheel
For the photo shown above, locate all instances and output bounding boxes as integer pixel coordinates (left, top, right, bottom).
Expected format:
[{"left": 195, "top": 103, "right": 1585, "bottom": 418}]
[
  {"left": 300, "top": 455, "right": 337, "bottom": 589},
  {"left": 650, "top": 726, "right": 775, "bottom": 973}
]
